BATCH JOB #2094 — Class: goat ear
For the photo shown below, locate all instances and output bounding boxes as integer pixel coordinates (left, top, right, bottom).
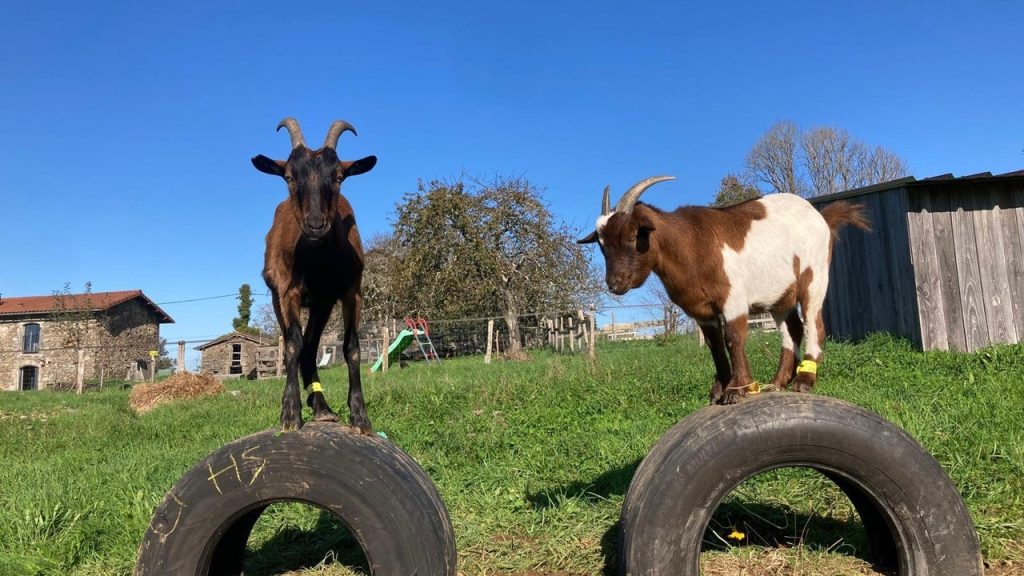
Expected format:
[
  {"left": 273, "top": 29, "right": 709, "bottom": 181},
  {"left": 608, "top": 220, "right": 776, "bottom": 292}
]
[
  {"left": 577, "top": 230, "right": 599, "bottom": 244},
  {"left": 252, "top": 155, "right": 286, "bottom": 176},
  {"left": 635, "top": 213, "right": 656, "bottom": 235},
  {"left": 340, "top": 155, "right": 377, "bottom": 178}
]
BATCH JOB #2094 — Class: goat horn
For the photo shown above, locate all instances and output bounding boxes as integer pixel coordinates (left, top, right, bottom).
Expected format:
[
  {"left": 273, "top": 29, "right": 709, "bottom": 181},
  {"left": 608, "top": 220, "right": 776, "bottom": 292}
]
[
  {"left": 323, "top": 120, "right": 358, "bottom": 149},
  {"left": 276, "top": 118, "right": 306, "bottom": 149},
  {"left": 615, "top": 176, "right": 676, "bottom": 214},
  {"left": 601, "top": 185, "right": 612, "bottom": 216}
]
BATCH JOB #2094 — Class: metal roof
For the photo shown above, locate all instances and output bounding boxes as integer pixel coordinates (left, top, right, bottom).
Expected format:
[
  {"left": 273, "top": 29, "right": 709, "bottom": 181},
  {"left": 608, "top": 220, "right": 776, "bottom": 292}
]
[{"left": 808, "top": 170, "right": 1024, "bottom": 204}]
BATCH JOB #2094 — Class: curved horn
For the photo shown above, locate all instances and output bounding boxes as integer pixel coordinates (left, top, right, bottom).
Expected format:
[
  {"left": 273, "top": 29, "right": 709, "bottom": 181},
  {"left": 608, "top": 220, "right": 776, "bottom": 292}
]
[
  {"left": 615, "top": 175, "right": 676, "bottom": 214},
  {"left": 601, "top": 185, "right": 612, "bottom": 216},
  {"left": 276, "top": 117, "right": 306, "bottom": 149},
  {"left": 323, "top": 120, "right": 358, "bottom": 150}
]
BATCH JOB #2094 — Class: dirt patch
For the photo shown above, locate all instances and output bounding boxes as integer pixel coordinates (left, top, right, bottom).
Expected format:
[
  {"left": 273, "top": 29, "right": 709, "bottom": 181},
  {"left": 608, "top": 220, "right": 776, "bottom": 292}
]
[{"left": 129, "top": 372, "right": 224, "bottom": 414}]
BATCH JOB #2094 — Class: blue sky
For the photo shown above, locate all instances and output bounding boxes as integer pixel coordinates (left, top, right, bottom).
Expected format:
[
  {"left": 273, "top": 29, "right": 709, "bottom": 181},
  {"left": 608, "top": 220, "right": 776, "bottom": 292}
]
[{"left": 2, "top": 1, "right": 1022, "bottom": 360}]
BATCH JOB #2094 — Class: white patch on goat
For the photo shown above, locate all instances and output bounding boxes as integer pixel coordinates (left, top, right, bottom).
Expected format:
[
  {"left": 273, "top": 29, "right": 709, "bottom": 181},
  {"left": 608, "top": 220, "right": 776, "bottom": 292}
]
[
  {"left": 595, "top": 213, "right": 613, "bottom": 245},
  {"left": 772, "top": 310, "right": 795, "bottom": 351},
  {"left": 720, "top": 194, "right": 832, "bottom": 328}
]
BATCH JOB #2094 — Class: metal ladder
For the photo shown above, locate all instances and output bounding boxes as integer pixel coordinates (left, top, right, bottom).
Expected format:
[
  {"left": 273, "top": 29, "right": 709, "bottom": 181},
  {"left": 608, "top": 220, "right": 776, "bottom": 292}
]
[{"left": 404, "top": 317, "right": 441, "bottom": 364}]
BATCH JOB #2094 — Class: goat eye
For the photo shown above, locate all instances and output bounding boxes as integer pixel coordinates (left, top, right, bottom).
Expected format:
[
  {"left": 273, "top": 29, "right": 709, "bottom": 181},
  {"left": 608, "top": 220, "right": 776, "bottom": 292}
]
[{"left": 284, "top": 176, "right": 293, "bottom": 182}]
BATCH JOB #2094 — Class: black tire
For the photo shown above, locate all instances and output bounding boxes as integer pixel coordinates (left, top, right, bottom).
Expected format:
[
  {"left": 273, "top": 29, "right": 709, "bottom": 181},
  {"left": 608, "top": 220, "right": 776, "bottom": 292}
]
[
  {"left": 619, "top": 393, "right": 982, "bottom": 575},
  {"left": 135, "top": 423, "right": 457, "bottom": 576}
]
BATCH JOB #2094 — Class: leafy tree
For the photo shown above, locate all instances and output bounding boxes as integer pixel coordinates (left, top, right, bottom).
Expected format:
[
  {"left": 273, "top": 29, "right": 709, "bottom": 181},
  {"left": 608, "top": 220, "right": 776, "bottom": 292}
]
[
  {"left": 232, "top": 284, "right": 260, "bottom": 335},
  {"left": 745, "top": 120, "right": 909, "bottom": 197},
  {"left": 712, "top": 174, "right": 762, "bottom": 207},
  {"left": 367, "top": 175, "right": 600, "bottom": 359}
]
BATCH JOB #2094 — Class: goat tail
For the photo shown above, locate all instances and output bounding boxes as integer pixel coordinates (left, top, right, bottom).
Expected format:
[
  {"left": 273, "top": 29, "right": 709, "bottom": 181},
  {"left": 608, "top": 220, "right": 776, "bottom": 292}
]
[{"left": 820, "top": 201, "right": 871, "bottom": 240}]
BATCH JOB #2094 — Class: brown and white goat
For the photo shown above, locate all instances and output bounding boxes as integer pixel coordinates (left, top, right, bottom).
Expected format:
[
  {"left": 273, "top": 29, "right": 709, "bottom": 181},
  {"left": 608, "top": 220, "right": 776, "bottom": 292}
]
[
  {"left": 252, "top": 118, "right": 377, "bottom": 431},
  {"left": 579, "top": 177, "right": 869, "bottom": 404}
]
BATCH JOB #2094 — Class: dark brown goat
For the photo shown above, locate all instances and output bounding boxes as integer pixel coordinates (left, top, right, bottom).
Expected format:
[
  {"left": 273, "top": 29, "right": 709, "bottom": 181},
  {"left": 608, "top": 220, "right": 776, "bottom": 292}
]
[
  {"left": 252, "top": 118, "right": 377, "bottom": 431},
  {"left": 579, "top": 177, "right": 869, "bottom": 405}
]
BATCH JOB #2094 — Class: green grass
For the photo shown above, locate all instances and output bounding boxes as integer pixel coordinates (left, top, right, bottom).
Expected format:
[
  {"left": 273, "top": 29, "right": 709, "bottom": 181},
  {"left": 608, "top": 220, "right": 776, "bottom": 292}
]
[{"left": 0, "top": 333, "right": 1022, "bottom": 575}]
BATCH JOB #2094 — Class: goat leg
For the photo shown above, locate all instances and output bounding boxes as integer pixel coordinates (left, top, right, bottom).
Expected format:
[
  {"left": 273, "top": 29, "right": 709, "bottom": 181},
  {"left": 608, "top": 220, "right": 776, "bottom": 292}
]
[
  {"left": 719, "top": 315, "right": 754, "bottom": 405},
  {"left": 342, "top": 292, "right": 373, "bottom": 434},
  {"left": 300, "top": 302, "right": 340, "bottom": 422},
  {"left": 700, "top": 321, "right": 732, "bottom": 404}
]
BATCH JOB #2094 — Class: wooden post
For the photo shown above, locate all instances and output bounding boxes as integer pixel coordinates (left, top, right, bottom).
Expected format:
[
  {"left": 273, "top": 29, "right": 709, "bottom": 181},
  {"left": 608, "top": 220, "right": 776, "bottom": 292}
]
[
  {"left": 99, "top": 368, "right": 104, "bottom": 389},
  {"left": 177, "top": 340, "right": 187, "bottom": 373},
  {"left": 569, "top": 316, "right": 576, "bottom": 352},
  {"left": 588, "top": 305, "right": 597, "bottom": 359},
  {"left": 76, "top": 349, "right": 85, "bottom": 393},
  {"left": 485, "top": 319, "right": 494, "bottom": 364},
  {"left": 578, "top": 309, "right": 586, "bottom": 349},
  {"left": 382, "top": 326, "right": 390, "bottom": 372},
  {"left": 610, "top": 311, "right": 616, "bottom": 341},
  {"left": 277, "top": 336, "right": 284, "bottom": 377},
  {"left": 495, "top": 330, "right": 501, "bottom": 357},
  {"left": 556, "top": 318, "right": 563, "bottom": 352}
]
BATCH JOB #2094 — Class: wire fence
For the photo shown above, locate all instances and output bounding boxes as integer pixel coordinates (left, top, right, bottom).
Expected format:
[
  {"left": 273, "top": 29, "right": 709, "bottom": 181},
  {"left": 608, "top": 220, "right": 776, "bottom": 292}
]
[{"left": 2, "top": 304, "right": 778, "bottom": 390}]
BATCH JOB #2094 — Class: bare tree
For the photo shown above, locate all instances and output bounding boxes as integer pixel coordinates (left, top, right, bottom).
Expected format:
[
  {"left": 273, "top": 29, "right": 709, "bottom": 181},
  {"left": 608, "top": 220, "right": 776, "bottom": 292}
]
[
  {"left": 863, "top": 145, "right": 909, "bottom": 185},
  {"left": 50, "top": 282, "right": 95, "bottom": 393},
  {"left": 746, "top": 121, "right": 909, "bottom": 197},
  {"left": 745, "top": 120, "right": 806, "bottom": 196},
  {"left": 360, "top": 232, "right": 409, "bottom": 323},
  {"left": 253, "top": 302, "right": 280, "bottom": 338}
]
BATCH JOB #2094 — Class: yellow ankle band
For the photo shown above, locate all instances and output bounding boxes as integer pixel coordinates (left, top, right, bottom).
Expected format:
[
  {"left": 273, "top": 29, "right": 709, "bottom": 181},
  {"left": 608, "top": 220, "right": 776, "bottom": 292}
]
[
  {"left": 797, "top": 360, "right": 817, "bottom": 375},
  {"left": 748, "top": 381, "right": 762, "bottom": 394},
  {"left": 311, "top": 382, "right": 323, "bottom": 393}
]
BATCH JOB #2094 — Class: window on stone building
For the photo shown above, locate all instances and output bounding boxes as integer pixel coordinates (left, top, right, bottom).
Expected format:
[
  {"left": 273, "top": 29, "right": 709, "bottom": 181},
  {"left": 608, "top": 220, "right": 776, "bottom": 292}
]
[
  {"left": 23, "top": 323, "right": 40, "bottom": 353},
  {"left": 230, "top": 343, "right": 243, "bottom": 375},
  {"left": 20, "top": 366, "right": 38, "bottom": 390}
]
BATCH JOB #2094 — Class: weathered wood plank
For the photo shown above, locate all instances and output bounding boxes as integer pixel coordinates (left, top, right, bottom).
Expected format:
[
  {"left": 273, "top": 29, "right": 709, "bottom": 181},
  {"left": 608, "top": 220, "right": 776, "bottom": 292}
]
[
  {"left": 929, "top": 189, "right": 967, "bottom": 352},
  {"left": 843, "top": 196, "right": 872, "bottom": 339},
  {"left": 949, "top": 185, "right": 988, "bottom": 351},
  {"left": 972, "top": 186, "right": 1018, "bottom": 345},
  {"left": 823, "top": 202, "right": 847, "bottom": 336},
  {"left": 862, "top": 193, "right": 896, "bottom": 334},
  {"left": 907, "top": 192, "right": 949, "bottom": 350},
  {"left": 882, "top": 188, "right": 920, "bottom": 345},
  {"left": 1000, "top": 183, "right": 1024, "bottom": 341}
]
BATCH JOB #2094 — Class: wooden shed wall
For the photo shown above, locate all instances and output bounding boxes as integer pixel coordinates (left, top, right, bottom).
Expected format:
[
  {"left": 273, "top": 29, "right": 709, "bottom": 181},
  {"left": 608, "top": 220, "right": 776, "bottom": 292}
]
[
  {"left": 813, "top": 188, "right": 920, "bottom": 345},
  {"left": 906, "top": 180, "right": 1024, "bottom": 351}
]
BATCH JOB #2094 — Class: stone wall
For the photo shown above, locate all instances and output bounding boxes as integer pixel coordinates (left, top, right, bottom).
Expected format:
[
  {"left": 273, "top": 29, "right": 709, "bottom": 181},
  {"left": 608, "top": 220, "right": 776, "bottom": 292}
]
[
  {"left": 200, "top": 337, "right": 262, "bottom": 377},
  {"left": 0, "top": 299, "right": 163, "bottom": 391}
]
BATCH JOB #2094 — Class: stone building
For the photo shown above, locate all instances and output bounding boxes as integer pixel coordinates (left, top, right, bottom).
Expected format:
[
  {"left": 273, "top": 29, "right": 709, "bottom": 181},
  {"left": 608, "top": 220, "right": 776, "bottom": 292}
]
[
  {"left": 0, "top": 290, "right": 174, "bottom": 391},
  {"left": 196, "top": 332, "right": 274, "bottom": 378}
]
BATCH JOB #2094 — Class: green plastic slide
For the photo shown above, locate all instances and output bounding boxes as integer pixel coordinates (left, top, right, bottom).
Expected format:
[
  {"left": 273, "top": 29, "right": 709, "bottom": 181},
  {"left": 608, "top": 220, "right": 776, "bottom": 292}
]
[{"left": 370, "top": 329, "right": 419, "bottom": 372}]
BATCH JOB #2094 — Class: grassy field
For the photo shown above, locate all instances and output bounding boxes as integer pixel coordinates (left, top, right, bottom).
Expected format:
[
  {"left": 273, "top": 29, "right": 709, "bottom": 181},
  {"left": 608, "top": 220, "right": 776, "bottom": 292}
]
[{"left": 1, "top": 333, "right": 1022, "bottom": 575}]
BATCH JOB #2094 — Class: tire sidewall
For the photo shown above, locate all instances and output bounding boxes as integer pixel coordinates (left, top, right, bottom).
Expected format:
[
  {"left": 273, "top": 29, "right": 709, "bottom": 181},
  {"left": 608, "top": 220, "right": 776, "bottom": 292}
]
[
  {"left": 136, "top": 424, "right": 456, "bottom": 576},
  {"left": 620, "top": 394, "right": 982, "bottom": 576}
]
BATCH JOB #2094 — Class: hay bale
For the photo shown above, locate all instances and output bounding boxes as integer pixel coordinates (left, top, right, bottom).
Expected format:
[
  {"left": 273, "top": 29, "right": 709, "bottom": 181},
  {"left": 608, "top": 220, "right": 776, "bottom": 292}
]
[{"left": 129, "top": 372, "right": 225, "bottom": 414}]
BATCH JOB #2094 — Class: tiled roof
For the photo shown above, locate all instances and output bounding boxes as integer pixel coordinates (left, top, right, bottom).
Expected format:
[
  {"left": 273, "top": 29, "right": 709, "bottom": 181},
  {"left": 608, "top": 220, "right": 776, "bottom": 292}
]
[{"left": 0, "top": 290, "right": 174, "bottom": 323}]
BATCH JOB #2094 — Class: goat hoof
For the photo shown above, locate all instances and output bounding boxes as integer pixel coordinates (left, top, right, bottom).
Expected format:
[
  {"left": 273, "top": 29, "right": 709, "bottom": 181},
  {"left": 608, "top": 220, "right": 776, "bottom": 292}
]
[
  {"left": 718, "top": 391, "right": 745, "bottom": 405},
  {"left": 709, "top": 380, "right": 726, "bottom": 404},
  {"left": 792, "top": 381, "right": 815, "bottom": 393},
  {"left": 314, "top": 410, "right": 340, "bottom": 423},
  {"left": 280, "top": 417, "right": 304, "bottom": 431},
  {"left": 349, "top": 414, "right": 374, "bottom": 435}
]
